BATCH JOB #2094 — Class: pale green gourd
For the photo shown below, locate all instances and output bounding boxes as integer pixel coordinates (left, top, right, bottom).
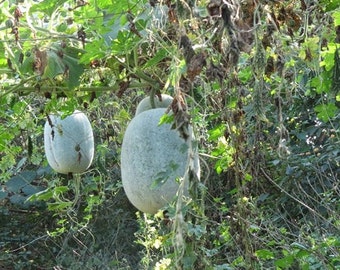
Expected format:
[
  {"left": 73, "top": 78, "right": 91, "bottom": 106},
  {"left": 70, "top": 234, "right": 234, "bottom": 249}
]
[
  {"left": 121, "top": 108, "right": 200, "bottom": 214},
  {"left": 44, "top": 110, "right": 94, "bottom": 174},
  {"left": 135, "top": 94, "right": 173, "bottom": 115}
]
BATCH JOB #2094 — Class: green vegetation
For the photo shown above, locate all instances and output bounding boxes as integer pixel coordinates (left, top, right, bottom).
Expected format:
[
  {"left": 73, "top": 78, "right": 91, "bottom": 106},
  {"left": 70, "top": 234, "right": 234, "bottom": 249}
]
[{"left": 0, "top": 0, "right": 339, "bottom": 269}]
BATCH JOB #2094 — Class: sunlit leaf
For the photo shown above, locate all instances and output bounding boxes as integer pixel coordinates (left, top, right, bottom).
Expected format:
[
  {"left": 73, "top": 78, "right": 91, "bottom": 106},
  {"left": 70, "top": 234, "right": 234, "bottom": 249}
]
[
  {"left": 334, "top": 11, "right": 340, "bottom": 26},
  {"left": 255, "top": 249, "right": 274, "bottom": 260},
  {"left": 28, "top": 188, "right": 53, "bottom": 201},
  {"left": 158, "top": 113, "right": 174, "bottom": 126},
  {"left": 48, "top": 201, "right": 73, "bottom": 211},
  {"left": 30, "top": 0, "right": 69, "bottom": 16},
  {"left": 208, "top": 124, "right": 226, "bottom": 142}
]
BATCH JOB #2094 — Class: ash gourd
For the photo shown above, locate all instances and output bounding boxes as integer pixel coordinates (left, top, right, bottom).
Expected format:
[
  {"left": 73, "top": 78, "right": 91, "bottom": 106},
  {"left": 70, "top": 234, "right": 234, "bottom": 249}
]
[
  {"left": 44, "top": 110, "right": 94, "bottom": 174},
  {"left": 121, "top": 94, "right": 200, "bottom": 214}
]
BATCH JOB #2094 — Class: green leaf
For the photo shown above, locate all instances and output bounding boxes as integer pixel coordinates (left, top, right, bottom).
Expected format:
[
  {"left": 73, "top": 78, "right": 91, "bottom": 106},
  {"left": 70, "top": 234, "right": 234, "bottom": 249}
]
[
  {"left": 334, "top": 11, "right": 340, "bottom": 26},
  {"left": 79, "top": 39, "right": 106, "bottom": 64},
  {"left": 310, "top": 71, "right": 332, "bottom": 94},
  {"left": 238, "top": 66, "right": 252, "bottom": 83},
  {"left": 150, "top": 174, "right": 169, "bottom": 190},
  {"left": 320, "top": 44, "right": 337, "bottom": 71},
  {"left": 208, "top": 124, "right": 226, "bottom": 142},
  {"left": 255, "top": 249, "right": 274, "bottom": 260},
  {"left": 0, "top": 191, "right": 8, "bottom": 200},
  {"left": 54, "top": 186, "right": 69, "bottom": 195},
  {"left": 63, "top": 53, "right": 84, "bottom": 88},
  {"left": 19, "top": 170, "right": 37, "bottom": 183},
  {"left": 295, "top": 250, "right": 310, "bottom": 259},
  {"left": 323, "top": 0, "right": 340, "bottom": 12},
  {"left": 43, "top": 51, "right": 65, "bottom": 79},
  {"left": 97, "top": 0, "right": 113, "bottom": 9},
  {"left": 143, "top": 48, "right": 168, "bottom": 68},
  {"left": 47, "top": 201, "right": 73, "bottom": 211},
  {"left": 158, "top": 113, "right": 174, "bottom": 126},
  {"left": 275, "top": 254, "right": 294, "bottom": 268},
  {"left": 6, "top": 173, "right": 34, "bottom": 193},
  {"left": 30, "top": 0, "right": 69, "bottom": 16},
  {"left": 22, "top": 185, "right": 45, "bottom": 196},
  {"left": 9, "top": 194, "right": 27, "bottom": 205},
  {"left": 20, "top": 53, "right": 35, "bottom": 75},
  {"left": 244, "top": 173, "right": 252, "bottom": 182},
  {"left": 150, "top": 161, "right": 179, "bottom": 189},
  {"left": 314, "top": 103, "right": 338, "bottom": 122},
  {"left": 28, "top": 188, "right": 53, "bottom": 201}
]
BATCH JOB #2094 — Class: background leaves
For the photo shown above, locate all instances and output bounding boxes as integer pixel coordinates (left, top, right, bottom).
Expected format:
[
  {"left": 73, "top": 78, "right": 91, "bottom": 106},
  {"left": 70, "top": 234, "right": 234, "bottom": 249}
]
[{"left": 0, "top": 0, "right": 339, "bottom": 269}]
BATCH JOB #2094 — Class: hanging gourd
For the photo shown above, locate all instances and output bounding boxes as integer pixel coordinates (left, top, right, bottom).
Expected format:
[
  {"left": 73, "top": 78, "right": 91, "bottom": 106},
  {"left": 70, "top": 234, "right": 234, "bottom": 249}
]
[
  {"left": 135, "top": 94, "right": 173, "bottom": 115},
  {"left": 121, "top": 108, "right": 200, "bottom": 214},
  {"left": 44, "top": 110, "right": 94, "bottom": 174}
]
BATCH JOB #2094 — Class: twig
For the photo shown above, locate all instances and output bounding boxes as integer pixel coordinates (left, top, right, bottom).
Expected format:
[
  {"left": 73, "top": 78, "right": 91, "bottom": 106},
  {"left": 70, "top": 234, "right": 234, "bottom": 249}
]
[{"left": 260, "top": 167, "right": 338, "bottom": 231}]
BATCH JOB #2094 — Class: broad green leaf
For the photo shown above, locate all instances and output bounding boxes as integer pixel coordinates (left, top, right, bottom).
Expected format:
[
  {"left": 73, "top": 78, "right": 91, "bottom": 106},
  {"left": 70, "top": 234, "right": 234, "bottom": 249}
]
[
  {"left": 44, "top": 51, "right": 65, "bottom": 79},
  {"left": 22, "top": 185, "right": 45, "bottom": 196},
  {"left": 47, "top": 201, "right": 73, "bottom": 211},
  {"left": 320, "top": 44, "right": 337, "bottom": 71},
  {"left": 79, "top": 39, "right": 106, "bottom": 64},
  {"left": 299, "top": 37, "right": 319, "bottom": 60},
  {"left": 63, "top": 53, "right": 84, "bottom": 88},
  {"left": 97, "top": 0, "right": 113, "bottom": 9},
  {"left": 314, "top": 103, "right": 338, "bottom": 122},
  {"left": 275, "top": 254, "right": 294, "bottom": 268},
  {"left": 20, "top": 53, "right": 35, "bottom": 75},
  {"left": 238, "top": 66, "right": 252, "bottom": 83},
  {"left": 323, "top": 0, "right": 340, "bottom": 12},
  {"left": 255, "top": 249, "right": 274, "bottom": 260},
  {"left": 0, "top": 191, "right": 8, "bottom": 200},
  {"left": 208, "top": 124, "right": 226, "bottom": 142},
  {"left": 296, "top": 250, "right": 310, "bottom": 259},
  {"left": 310, "top": 71, "right": 332, "bottom": 94},
  {"left": 9, "top": 194, "right": 27, "bottom": 205},
  {"left": 6, "top": 171, "right": 36, "bottom": 193},
  {"left": 30, "top": 0, "right": 69, "bottom": 16}
]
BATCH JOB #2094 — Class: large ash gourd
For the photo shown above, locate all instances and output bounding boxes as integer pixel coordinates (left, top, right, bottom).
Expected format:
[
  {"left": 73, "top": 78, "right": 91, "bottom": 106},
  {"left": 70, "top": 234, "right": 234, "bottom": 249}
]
[{"left": 121, "top": 106, "right": 200, "bottom": 214}]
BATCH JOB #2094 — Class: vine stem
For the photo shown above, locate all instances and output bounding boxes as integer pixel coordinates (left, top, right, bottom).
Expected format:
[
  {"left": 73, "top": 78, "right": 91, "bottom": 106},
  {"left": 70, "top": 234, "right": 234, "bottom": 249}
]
[
  {"left": 73, "top": 173, "right": 81, "bottom": 207},
  {"left": 0, "top": 82, "right": 151, "bottom": 98}
]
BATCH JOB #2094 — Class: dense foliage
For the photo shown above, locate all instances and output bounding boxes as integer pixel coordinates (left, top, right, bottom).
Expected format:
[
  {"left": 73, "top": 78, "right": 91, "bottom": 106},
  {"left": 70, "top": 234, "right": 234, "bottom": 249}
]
[{"left": 0, "top": 0, "right": 339, "bottom": 269}]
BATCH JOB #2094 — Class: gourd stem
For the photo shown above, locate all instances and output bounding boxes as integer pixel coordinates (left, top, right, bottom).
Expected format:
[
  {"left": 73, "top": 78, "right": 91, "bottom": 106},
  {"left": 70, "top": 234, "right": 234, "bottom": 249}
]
[
  {"left": 73, "top": 173, "right": 81, "bottom": 207},
  {"left": 150, "top": 87, "right": 156, "bottom": 109}
]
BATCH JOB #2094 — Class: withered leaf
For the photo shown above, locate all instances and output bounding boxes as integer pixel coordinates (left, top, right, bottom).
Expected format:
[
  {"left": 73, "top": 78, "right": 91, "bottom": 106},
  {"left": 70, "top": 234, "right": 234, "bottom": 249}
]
[{"left": 34, "top": 49, "right": 48, "bottom": 75}]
